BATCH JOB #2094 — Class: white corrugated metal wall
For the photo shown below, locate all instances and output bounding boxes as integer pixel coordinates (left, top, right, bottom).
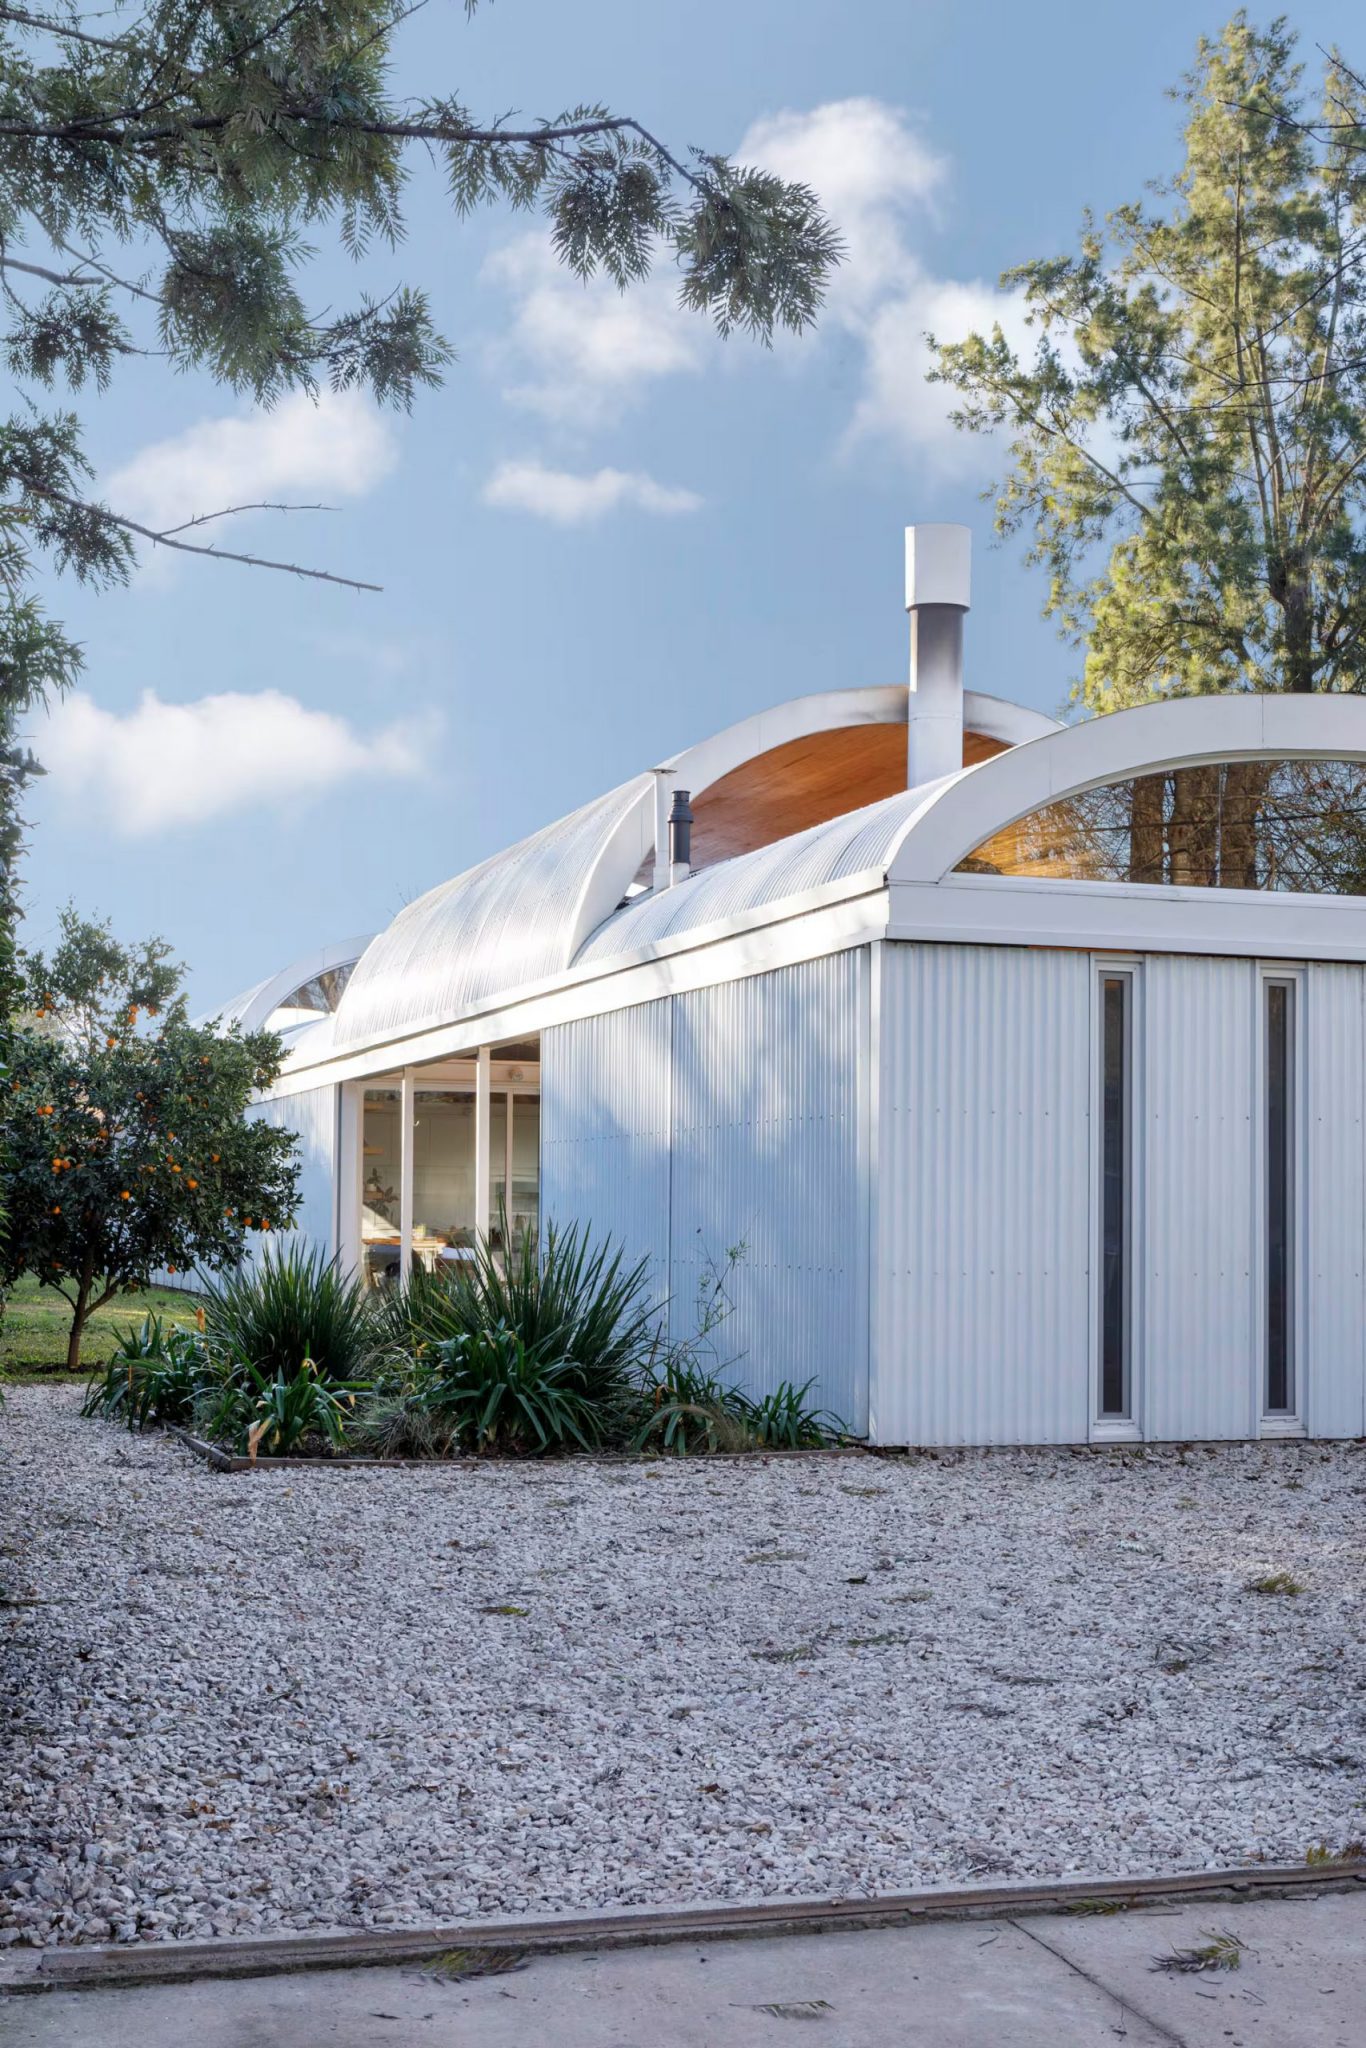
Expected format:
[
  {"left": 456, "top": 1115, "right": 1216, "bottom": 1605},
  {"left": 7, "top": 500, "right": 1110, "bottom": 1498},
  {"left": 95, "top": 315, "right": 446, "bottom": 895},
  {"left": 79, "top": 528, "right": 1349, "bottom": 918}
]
[
  {"left": 874, "top": 943, "right": 1366, "bottom": 1445},
  {"left": 247, "top": 1082, "right": 339, "bottom": 1266},
  {"left": 1303, "top": 964, "right": 1366, "bottom": 1437},
  {"left": 540, "top": 953, "right": 871, "bottom": 1432},
  {"left": 669, "top": 953, "right": 869, "bottom": 1432},
  {"left": 874, "top": 943, "right": 1094, "bottom": 1445},
  {"left": 539, "top": 998, "right": 673, "bottom": 1311},
  {"left": 1142, "top": 956, "right": 1256, "bottom": 1440}
]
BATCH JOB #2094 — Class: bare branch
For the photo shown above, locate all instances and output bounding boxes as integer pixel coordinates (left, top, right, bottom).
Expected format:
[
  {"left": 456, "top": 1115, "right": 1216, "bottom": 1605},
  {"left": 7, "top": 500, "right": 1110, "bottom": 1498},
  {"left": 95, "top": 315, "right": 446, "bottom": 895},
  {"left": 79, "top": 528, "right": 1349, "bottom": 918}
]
[
  {"left": 24, "top": 480, "right": 381, "bottom": 592},
  {"left": 155, "top": 500, "right": 335, "bottom": 537},
  {"left": 0, "top": 4, "right": 135, "bottom": 51}
]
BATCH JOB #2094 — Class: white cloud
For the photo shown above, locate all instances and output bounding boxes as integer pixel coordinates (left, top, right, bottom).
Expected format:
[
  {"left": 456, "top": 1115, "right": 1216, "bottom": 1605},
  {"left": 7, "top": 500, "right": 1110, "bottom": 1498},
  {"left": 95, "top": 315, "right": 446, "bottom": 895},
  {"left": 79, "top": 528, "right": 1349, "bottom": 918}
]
[
  {"left": 738, "top": 98, "right": 946, "bottom": 315},
  {"left": 735, "top": 98, "right": 1025, "bottom": 473},
  {"left": 482, "top": 235, "right": 708, "bottom": 425},
  {"left": 483, "top": 459, "right": 702, "bottom": 525},
  {"left": 479, "top": 97, "right": 1026, "bottom": 475},
  {"left": 105, "top": 390, "right": 400, "bottom": 537},
  {"left": 40, "top": 687, "right": 426, "bottom": 837}
]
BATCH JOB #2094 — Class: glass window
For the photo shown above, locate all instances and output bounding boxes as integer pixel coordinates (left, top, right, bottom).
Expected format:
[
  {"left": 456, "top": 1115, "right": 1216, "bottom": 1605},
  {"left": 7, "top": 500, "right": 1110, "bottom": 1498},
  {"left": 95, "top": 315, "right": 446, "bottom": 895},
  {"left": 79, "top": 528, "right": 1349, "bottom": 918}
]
[
  {"left": 1099, "top": 974, "right": 1132, "bottom": 1419},
  {"left": 361, "top": 1088, "right": 401, "bottom": 1288},
  {"left": 413, "top": 1090, "right": 476, "bottom": 1265},
  {"left": 1265, "top": 981, "right": 1295, "bottom": 1416},
  {"left": 959, "top": 758, "right": 1366, "bottom": 893},
  {"left": 280, "top": 962, "right": 355, "bottom": 1014}
]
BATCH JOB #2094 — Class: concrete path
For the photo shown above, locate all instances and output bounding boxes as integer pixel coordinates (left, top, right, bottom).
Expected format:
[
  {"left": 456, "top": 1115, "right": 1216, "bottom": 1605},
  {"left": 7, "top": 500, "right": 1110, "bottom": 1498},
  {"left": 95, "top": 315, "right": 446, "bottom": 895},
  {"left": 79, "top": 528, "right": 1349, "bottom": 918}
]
[{"left": 5, "top": 1892, "right": 1364, "bottom": 2046}]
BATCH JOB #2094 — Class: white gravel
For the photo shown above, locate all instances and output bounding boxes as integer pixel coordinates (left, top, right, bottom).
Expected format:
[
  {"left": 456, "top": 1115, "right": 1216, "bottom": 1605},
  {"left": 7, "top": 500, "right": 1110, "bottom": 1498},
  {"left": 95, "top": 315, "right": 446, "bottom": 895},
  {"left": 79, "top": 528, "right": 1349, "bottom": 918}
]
[{"left": 3, "top": 1384, "right": 1365, "bottom": 1948}]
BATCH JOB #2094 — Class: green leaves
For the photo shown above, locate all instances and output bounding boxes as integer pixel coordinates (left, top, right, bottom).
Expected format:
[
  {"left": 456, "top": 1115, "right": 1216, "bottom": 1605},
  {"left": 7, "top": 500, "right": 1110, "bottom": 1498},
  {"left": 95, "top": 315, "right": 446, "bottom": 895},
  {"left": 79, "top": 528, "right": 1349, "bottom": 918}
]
[
  {"left": 1, "top": 908, "right": 300, "bottom": 1358},
  {"left": 81, "top": 1313, "right": 207, "bottom": 1429},
  {"left": 202, "top": 1242, "right": 376, "bottom": 1387},
  {"left": 929, "top": 16, "right": 1366, "bottom": 707}
]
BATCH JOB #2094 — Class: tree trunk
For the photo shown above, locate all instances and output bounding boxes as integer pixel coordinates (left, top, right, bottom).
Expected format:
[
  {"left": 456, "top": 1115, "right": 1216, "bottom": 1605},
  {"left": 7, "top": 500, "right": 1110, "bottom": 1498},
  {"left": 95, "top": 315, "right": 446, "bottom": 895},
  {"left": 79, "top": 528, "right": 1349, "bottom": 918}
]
[
  {"left": 65, "top": 1296, "right": 89, "bottom": 1375},
  {"left": 1282, "top": 576, "right": 1316, "bottom": 694},
  {"left": 1128, "top": 772, "right": 1167, "bottom": 883},
  {"left": 1168, "top": 765, "right": 1220, "bottom": 885},
  {"left": 1218, "top": 758, "right": 1272, "bottom": 889},
  {"left": 66, "top": 1253, "right": 96, "bottom": 1375}
]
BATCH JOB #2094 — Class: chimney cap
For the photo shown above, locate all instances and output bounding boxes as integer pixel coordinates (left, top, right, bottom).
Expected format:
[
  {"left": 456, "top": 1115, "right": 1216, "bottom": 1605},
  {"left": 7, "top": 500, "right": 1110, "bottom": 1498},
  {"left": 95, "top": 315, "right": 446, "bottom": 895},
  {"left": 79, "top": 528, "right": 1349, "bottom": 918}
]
[{"left": 905, "top": 523, "right": 971, "bottom": 613}]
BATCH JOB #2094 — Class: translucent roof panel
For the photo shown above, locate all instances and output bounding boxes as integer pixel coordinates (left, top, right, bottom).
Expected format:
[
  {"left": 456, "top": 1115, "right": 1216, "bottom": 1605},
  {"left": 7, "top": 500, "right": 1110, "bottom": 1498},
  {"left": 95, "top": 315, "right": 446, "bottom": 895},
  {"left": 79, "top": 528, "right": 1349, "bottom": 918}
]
[
  {"left": 577, "top": 782, "right": 939, "bottom": 965},
  {"left": 332, "top": 775, "right": 653, "bottom": 1051}
]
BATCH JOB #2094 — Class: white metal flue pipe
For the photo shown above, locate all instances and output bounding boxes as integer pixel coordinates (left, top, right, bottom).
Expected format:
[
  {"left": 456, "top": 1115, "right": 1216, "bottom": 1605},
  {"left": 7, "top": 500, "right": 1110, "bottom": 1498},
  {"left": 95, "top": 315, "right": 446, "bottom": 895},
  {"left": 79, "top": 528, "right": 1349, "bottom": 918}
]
[{"left": 905, "top": 524, "right": 971, "bottom": 789}]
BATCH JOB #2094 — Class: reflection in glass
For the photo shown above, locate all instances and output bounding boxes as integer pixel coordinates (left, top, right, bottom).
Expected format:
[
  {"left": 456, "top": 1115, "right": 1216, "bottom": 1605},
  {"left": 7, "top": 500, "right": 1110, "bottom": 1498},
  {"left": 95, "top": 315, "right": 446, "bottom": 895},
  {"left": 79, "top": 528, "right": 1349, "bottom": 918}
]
[
  {"left": 1265, "top": 982, "right": 1294, "bottom": 1415},
  {"left": 959, "top": 758, "right": 1366, "bottom": 894},
  {"left": 1099, "top": 975, "right": 1131, "bottom": 1419},
  {"left": 361, "top": 1088, "right": 402, "bottom": 1288}
]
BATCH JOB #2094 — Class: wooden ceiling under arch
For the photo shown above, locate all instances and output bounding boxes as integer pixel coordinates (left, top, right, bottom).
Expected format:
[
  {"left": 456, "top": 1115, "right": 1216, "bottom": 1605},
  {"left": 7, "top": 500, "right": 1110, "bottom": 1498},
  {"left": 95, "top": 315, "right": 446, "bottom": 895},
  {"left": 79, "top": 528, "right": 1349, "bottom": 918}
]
[{"left": 686, "top": 721, "right": 1010, "bottom": 871}]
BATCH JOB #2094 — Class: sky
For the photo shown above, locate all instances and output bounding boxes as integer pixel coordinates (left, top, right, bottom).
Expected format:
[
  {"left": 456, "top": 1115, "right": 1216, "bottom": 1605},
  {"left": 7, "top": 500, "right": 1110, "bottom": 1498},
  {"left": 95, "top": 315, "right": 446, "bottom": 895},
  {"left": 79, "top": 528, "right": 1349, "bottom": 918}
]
[{"left": 21, "top": 0, "right": 1366, "bottom": 1009}]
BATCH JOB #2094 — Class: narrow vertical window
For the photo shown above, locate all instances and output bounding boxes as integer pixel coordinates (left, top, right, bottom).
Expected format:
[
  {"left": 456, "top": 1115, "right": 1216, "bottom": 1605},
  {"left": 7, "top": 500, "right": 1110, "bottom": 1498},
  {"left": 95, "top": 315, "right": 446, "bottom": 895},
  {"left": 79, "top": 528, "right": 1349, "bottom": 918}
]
[
  {"left": 1099, "top": 974, "right": 1131, "bottom": 1417},
  {"left": 1265, "top": 980, "right": 1294, "bottom": 1415}
]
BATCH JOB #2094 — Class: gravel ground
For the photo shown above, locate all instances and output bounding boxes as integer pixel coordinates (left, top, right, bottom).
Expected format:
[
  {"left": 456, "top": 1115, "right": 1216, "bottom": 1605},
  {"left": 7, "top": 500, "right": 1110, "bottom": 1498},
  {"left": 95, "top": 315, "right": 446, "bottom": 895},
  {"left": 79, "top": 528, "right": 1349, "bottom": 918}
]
[{"left": 3, "top": 1384, "right": 1366, "bottom": 1948}]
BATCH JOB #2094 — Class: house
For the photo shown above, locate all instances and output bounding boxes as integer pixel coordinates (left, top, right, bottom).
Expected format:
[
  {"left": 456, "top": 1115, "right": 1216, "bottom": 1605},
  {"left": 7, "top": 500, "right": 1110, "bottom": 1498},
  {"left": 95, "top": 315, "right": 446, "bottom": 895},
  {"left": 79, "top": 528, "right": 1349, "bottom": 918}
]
[{"left": 216, "top": 525, "right": 1366, "bottom": 1445}]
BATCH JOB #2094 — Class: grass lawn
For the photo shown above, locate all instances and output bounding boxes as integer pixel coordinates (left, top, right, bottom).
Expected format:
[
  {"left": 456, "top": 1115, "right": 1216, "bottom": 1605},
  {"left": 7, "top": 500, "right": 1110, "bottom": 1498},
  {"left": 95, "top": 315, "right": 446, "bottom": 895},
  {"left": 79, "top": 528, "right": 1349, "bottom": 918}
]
[{"left": 1, "top": 1274, "right": 205, "bottom": 1377}]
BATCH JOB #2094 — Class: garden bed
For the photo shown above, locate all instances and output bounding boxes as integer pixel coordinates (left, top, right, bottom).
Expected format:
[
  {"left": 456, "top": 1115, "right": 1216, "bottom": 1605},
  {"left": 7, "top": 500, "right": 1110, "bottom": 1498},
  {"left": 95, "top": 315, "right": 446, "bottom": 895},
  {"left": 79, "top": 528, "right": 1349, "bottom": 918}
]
[{"left": 4, "top": 1383, "right": 1366, "bottom": 1949}]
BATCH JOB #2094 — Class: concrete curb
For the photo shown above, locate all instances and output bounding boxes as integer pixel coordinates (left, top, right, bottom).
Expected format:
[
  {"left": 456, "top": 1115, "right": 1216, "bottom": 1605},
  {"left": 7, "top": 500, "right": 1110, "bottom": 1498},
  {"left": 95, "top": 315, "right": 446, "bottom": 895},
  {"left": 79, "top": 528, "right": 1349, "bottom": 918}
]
[{"left": 4, "top": 1860, "right": 1363, "bottom": 1996}]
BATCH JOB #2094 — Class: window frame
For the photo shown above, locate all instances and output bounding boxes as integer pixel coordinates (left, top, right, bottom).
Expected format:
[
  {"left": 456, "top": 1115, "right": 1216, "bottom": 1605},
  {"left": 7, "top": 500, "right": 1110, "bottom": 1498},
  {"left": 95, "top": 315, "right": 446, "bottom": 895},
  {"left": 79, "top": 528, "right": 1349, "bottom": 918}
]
[
  {"left": 1257, "top": 966, "right": 1305, "bottom": 1436},
  {"left": 1090, "top": 959, "right": 1143, "bottom": 1441}
]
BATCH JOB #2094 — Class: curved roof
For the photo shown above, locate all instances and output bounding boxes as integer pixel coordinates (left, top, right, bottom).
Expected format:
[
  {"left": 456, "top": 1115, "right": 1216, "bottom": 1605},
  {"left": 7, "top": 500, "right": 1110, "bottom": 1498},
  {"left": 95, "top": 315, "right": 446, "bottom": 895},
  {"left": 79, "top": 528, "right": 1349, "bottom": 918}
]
[
  {"left": 577, "top": 783, "right": 937, "bottom": 964},
  {"left": 331, "top": 686, "right": 1058, "bottom": 1054},
  {"left": 890, "top": 692, "right": 1366, "bottom": 884},
  {"left": 204, "top": 934, "right": 373, "bottom": 1036},
  {"left": 249, "top": 690, "right": 1366, "bottom": 1075}
]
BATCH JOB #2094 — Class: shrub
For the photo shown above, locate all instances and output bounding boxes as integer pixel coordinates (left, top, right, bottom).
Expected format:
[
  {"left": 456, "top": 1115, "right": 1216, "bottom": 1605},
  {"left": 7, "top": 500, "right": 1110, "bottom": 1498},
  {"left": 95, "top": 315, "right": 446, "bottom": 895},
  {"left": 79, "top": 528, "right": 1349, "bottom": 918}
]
[
  {"left": 376, "top": 1217, "right": 657, "bottom": 1410},
  {"left": 203, "top": 1243, "right": 377, "bottom": 1386},
  {"left": 203, "top": 1359, "right": 357, "bottom": 1459},
  {"left": 417, "top": 1325, "right": 602, "bottom": 1455},
  {"left": 82, "top": 1314, "right": 208, "bottom": 1430},
  {"left": 633, "top": 1361, "right": 845, "bottom": 1456},
  {"left": 349, "top": 1386, "right": 456, "bottom": 1460}
]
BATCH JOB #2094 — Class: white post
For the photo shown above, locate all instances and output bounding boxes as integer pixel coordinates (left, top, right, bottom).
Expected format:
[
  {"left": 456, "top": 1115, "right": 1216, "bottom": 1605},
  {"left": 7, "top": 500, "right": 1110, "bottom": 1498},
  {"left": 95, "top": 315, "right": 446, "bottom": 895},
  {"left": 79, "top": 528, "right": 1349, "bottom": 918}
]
[
  {"left": 474, "top": 1047, "right": 492, "bottom": 1246},
  {"left": 336, "top": 1083, "right": 364, "bottom": 1282},
  {"left": 651, "top": 768, "right": 674, "bottom": 892},
  {"left": 399, "top": 1069, "right": 415, "bottom": 1285},
  {"left": 503, "top": 1088, "right": 515, "bottom": 1241}
]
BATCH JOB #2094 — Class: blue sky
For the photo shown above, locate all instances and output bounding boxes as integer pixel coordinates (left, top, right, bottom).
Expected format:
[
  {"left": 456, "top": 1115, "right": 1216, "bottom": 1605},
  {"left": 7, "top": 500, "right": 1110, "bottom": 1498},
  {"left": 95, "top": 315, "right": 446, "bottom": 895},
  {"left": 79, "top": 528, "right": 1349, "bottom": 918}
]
[{"left": 23, "top": 1, "right": 1366, "bottom": 1008}]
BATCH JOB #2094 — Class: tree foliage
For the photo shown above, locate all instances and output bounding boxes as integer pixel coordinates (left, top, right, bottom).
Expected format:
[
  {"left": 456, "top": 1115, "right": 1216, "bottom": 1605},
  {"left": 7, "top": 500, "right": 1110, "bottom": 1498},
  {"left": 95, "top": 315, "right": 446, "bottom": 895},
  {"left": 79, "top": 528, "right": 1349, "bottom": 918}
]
[
  {"left": 2, "top": 908, "right": 298, "bottom": 1368},
  {"left": 930, "top": 13, "right": 1366, "bottom": 711},
  {"left": 0, "top": 0, "right": 839, "bottom": 1085}
]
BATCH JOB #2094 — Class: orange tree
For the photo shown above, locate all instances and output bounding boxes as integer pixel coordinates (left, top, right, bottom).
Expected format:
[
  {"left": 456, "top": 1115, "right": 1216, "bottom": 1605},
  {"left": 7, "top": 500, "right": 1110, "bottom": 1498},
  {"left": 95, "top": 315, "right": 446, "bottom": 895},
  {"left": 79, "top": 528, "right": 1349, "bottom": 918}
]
[{"left": 2, "top": 909, "right": 298, "bottom": 1370}]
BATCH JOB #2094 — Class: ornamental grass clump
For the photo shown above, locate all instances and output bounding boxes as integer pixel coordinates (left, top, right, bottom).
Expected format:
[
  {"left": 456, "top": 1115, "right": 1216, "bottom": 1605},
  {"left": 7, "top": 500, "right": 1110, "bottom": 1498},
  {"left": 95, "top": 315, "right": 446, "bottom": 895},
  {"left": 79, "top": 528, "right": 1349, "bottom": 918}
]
[
  {"left": 373, "top": 1218, "right": 657, "bottom": 1413},
  {"left": 413, "top": 1326, "right": 604, "bottom": 1456},
  {"left": 82, "top": 1314, "right": 210, "bottom": 1430},
  {"left": 203, "top": 1243, "right": 377, "bottom": 1387},
  {"left": 633, "top": 1359, "right": 844, "bottom": 1456}
]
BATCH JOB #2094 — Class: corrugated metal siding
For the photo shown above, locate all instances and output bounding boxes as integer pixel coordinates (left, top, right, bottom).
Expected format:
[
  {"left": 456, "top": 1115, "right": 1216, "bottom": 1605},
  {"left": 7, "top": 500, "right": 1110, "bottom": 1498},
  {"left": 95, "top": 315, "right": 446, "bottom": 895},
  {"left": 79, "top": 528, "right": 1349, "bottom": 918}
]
[
  {"left": 874, "top": 943, "right": 1092, "bottom": 1446},
  {"left": 539, "top": 1000, "right": 673, "bottom": 1313},
  {"left": 1142, "top": 957, "right": 1256, "bottom": 1440},
  {"left": 540, "top": 957, "right": 870, "bottom": 1433},
  {"left": 1303, "top": 965, "right": 1365, "bottom": 1437},
  {"left": 248, "top": 1083, "right": 338, "bottom": 1264},
  {"left": 668, "top": 954, "right": 869, "bottom": 1434}
]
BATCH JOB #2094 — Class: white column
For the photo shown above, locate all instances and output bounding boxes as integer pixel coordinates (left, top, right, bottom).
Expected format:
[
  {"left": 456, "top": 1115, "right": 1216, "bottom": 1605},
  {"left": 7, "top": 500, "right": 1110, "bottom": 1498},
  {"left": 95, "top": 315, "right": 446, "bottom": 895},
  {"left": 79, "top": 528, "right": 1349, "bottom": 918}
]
[
  {"left": 399, "top": 1069, "right": 415, "bottom": 1284},
  {"left": 503, "top": 1089, "right": 515, "bottom": 1240},
  {"left": 336, "top": 1083, "right": 364, "bottom": 1282},
  {"left": 474, "top": 1047, "right": 492, "bottom": 1246},
  {"left": 651, "top": 768, "right": 674, "bottom": 892}
]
